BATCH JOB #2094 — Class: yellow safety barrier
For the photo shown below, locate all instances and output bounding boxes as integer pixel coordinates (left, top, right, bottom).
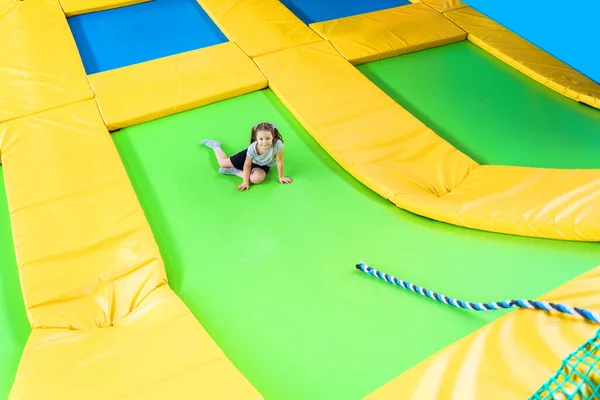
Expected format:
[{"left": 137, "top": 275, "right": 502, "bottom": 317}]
[
  {"left": 195, "top": 0, "right": 323, "bottom": 57},
  {"left": 0, "top": 100, "right": 262, "bottom": 399},
  {"left": 364, "top": 264, "right": 600, "bottom": 400},
  {"left": 59, "top": 0, "right": 149, "bottom": 17},
  {"left": 310, "top": 3, "right": 466, "bottom": 64},
  {"left": 89, "top": 42, "right": 268, "bottom": 130},
  {"left": 253, "top": 40, "right": 600, "bottom": 241},
  {"left": 445, "top": 7, "right": 600, "bottom": 109},
  {"left": 0, "top": 0, "right": 93, "bottom": 124}
]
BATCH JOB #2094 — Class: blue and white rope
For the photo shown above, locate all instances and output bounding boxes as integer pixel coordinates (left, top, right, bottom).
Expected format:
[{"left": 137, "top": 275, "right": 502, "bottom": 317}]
[{"left": 356, "top": 261, "right": 600, "bottom": 324}]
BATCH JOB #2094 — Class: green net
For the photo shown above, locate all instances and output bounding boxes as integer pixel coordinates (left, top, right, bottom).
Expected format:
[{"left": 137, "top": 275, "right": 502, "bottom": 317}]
[{"left": 530, "top": 329, "right": 600, "bottom": 400}]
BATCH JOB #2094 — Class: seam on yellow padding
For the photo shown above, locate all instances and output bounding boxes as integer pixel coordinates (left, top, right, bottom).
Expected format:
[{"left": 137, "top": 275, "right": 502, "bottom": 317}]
[
  {"left": 309, "top": 3, "right": 466, "bottom": 65},
  {"left": 253, "top": 40, "right": 600, "bottom": 241},
  {"left": 420, "top": 0, "right": 467, "bottom": 13},
  {"left": 0, "top": 0, "right": 94, "bottom": 124},
  {"left": 445, "top": 7, "right": 600, "bottom": 109},
  {"left": 59, "top": 0, "right": 149, "bottom": 16},
  {"left": 195, "top": 0, "right": 323, "bottom": 57},
  {"left": 88, "top": 42, "right": 268, "bottom": 131},
  {"left": 364, "top": 264, "right": 600, "bottom": 400}
]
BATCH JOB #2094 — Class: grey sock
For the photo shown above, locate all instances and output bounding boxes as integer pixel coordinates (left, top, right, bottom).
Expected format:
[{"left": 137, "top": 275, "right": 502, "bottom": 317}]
[
  {"left": 201, "top": 139, "right": 221, "bottom": 149},
  {"left": 219, "top": 167, "right": 242, "bottom": 176}
]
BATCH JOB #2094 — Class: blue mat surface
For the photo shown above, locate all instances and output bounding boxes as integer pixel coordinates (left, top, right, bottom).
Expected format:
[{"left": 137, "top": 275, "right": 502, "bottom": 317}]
[
  {"left": 68, "top": 0, "right": 228, "bottom": 74},
  {"left": 280, "top": 0, "right": 410, "bottom": 24},
  {"left": 463, "top": 0, "right": 600, "bottom": 84}
]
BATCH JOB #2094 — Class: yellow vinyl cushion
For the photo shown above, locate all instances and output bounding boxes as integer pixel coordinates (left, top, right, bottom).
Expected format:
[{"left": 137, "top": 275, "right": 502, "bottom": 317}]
[
  {"left": 0, "top": 0, "right": 93, "bottom": 124},
  {"left": 194, "top": 0, "right": 323, "bottom": 57},
  {"left": 88, "top": 42, "right": 268, "bottom": 130},
  {"left": 310, "top": 3, "right": 466, "bottom": 64}
]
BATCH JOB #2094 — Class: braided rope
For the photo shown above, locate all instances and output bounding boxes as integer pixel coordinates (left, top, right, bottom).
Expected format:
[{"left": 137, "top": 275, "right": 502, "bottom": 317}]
[{"left": 356, "top": 261, "right": 600, "bottom": 324}]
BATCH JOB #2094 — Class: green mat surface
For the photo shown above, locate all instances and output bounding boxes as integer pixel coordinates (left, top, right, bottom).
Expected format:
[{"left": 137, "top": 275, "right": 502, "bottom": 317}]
[
  {"left": 112, "top": 88, "right": 600, "bottom": 400},
  {"left": 0, "top": 169, "right": 31, "bottom": 399},
  {"left": 357, "top": 41, "right": 600, "bottom": 169}
]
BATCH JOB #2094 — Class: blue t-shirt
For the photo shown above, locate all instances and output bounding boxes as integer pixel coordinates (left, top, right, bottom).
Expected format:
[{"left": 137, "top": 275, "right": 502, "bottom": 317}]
[{"left": 246, "top": 140, "right": 284, "bottom": 167}]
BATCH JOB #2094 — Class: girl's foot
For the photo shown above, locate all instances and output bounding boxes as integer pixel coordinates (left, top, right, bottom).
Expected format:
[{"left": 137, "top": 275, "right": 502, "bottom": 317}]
[
  {"left": 201, "top": 140, "right": 221, "bottom": 149},
  {"left": 219, "top": 167, "right": 242, "bottom": 176}
]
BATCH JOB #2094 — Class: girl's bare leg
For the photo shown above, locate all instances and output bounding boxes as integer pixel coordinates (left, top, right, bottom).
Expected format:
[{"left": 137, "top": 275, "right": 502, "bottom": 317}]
[{"left": 200, "top": 140, "right": 233, "bottom": 168}]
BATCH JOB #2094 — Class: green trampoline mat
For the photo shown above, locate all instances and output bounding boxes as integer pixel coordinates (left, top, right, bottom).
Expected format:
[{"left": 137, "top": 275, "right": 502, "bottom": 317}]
[
  {"left": 111, "top": 89, "right": 600, "bottom": 400},
  {"left": 357, "top": 41, "right": 600, "bottom": 169},
  {"left": 0, "top": 168, "right": 31, "bottom": 399}
]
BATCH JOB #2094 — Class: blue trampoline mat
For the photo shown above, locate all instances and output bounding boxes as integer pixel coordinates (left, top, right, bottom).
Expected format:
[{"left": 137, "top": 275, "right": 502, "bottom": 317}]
[
  {"left": 68, "top": 0, "right": 228, "bottom": 74},
  {"left": 280, "top": 0, "right": 410, "bottom": 24}
]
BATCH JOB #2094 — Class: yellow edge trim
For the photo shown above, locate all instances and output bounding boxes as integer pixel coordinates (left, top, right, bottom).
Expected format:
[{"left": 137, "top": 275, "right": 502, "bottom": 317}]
[
  {"left": 309, "top": 3, "right": 466, "bottom": 65},
  {"left": 59, "top": 0, "right": 150, "bottom": 16},
  {"left": 1, "top": 100, "right": 262, "bottom": 399},
  {"left": 444, "top": 7, "right": 600, "bottom": 109},
  {"left": 253, "top": 40, "right": 600, "bottom": 242},
  {"left": 88, "top": 42, "right": 268, "bottom": 131},
  {"left": 195, "top": 0, "right": 323, "bottom": 57}
]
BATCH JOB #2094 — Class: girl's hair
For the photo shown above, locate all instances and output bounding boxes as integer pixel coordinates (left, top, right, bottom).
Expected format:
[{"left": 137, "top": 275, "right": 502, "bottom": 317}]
[{"left": 250, "top": 122, "right": 283, "bottom": 144}]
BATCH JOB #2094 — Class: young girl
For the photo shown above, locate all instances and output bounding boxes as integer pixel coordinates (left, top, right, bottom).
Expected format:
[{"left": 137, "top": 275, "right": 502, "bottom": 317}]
[{"left": 201, "top": 122, "right": 293, "bottom": 191}]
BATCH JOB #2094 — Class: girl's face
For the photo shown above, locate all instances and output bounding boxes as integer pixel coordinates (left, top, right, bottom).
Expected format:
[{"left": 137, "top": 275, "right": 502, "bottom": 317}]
[{"left": 256, "top": 130, "right": 273, "bottom": 151}]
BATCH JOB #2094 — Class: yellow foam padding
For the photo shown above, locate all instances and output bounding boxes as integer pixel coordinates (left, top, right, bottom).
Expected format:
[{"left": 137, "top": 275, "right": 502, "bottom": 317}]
[
  {"left": 88, "top": 42, "right": 268, "bottom": 131},
  {"left": 0, "top": 0, "right": 94, "bottom": 124},
  {"left": 409, "top": 0, "right": 467, "bottom": 13},
  {"left": 309, "top": 3, "right": 466, "bottom": 65},
  {"left": 253, "top": 40, "right": 600, "bottom": 241},
  {"left": 194, "top": 0, "right": 323, "bottom": 57},
  {"left": 404, "top": 165, "right": 600, "bottom": 241},
  {"left": 59, "top": 0, "right": 149, "bottom": 16},
  {"left": 445, "top": 7, "right": 600, "bottom": 109},
  {"left": 0, "top": 100, "right": 261, "bottom": 399},
  {"left": 363, "top": 265, "right": 600, "bottom": 400}
]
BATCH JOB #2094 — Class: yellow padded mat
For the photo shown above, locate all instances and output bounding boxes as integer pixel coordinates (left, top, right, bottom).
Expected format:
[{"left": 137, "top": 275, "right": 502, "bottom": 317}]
[
  {"left": 401, "top": 165, "right": 600, "bottom": 241},
  {"left": 445, "top": 7, "right": 600, "bottom": 109},
  {"left": 310, "top": 3, "right": 466, "bottom": 64},
  {"left": 0, "top": 0, "right": 94, "bottom": 124},
  {"left": 89, "top": 42, "right": 267, "bottom": 131},
  {"left": 409, "top": 0, "right": 467, "bottom": 13},
  {"left": 253, "top": 40, "right": 600, "bottom": 241},
  {"left": 364, "top": 264, "right": 600, "bottom": 400},
  {"left": 0, "top": 100, "right": 261, "bottom": 399},
  {"left": 59, "top": 0, "right": 149, "bottom": 16},
  {"left": 194, "top": 0, "right": 323, "bottom": 57}
]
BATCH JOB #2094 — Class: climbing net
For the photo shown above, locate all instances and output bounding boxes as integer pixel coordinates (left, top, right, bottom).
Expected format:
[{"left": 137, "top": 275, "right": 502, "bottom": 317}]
[{"left": 530, "top": 329, "right": 600, "bottom": 400}]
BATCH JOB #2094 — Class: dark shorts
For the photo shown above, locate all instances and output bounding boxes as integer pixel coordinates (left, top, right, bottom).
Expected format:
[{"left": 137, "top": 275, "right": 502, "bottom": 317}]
[{"left": 230, "top": 149, "right": 270, "bottom": 174}]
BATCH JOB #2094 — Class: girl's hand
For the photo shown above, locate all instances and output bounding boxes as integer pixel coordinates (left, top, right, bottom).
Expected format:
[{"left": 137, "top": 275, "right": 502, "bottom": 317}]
[
  {"left": 237, "top": 182, "right": 250, "bottom": 191},
  {"left": 279, "top": 177, "right": 293, "bottom": 184}
]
